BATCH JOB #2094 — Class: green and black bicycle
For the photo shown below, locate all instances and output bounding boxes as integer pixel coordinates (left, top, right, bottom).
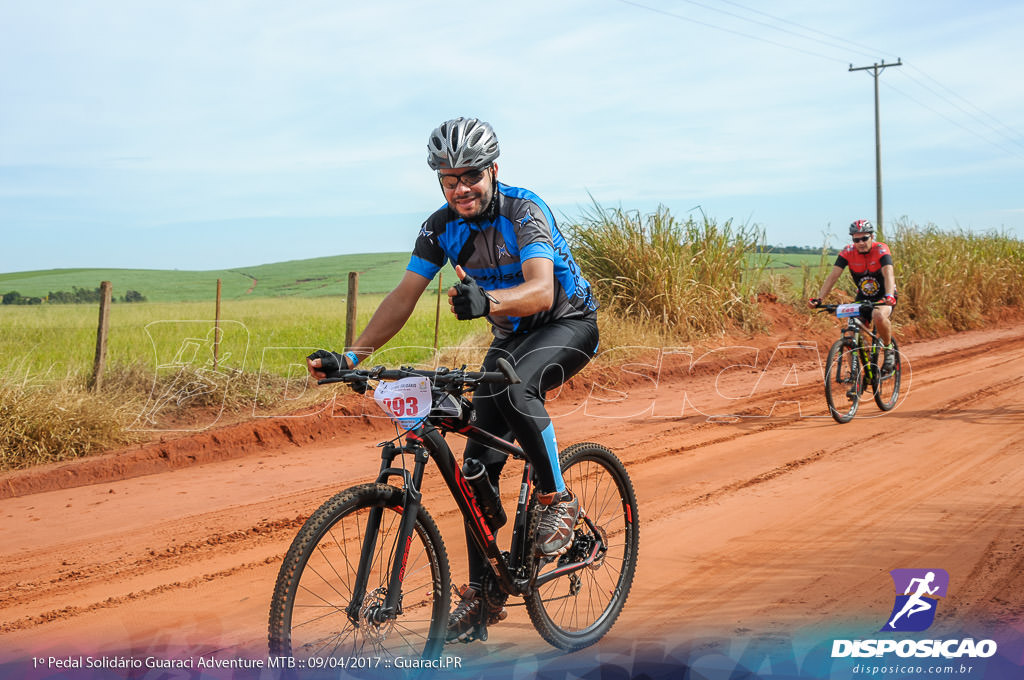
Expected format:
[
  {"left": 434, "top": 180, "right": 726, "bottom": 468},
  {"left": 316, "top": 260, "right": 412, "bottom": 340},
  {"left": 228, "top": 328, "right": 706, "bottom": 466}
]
[{"left": 815, "top": 301, "right": 902, "bottom": 423}]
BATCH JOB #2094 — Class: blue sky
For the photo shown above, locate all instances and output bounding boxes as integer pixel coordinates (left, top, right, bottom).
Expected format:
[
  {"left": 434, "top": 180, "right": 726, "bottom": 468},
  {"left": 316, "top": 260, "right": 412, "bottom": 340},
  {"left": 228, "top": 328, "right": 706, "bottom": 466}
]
[{"left": 2, "top": 1, "right": 1023, "bottom": 273}]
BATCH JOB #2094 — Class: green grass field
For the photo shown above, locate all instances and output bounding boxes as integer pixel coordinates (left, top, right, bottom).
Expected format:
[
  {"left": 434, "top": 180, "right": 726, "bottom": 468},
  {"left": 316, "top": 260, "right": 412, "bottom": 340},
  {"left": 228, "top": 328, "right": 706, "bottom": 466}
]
[
  {"left": 0, "top": 292, "right": 490, "bottom": 383},
  {"left": 757, "top": 252, "right": 833, "bottom": 269},
  {"left": 0, "top": 248, "right": 830, "bottom": 382}
]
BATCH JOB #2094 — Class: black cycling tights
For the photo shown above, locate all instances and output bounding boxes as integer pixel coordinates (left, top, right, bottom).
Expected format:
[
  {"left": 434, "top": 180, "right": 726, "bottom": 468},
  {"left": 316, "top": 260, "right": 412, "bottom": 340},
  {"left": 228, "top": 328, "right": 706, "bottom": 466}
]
[{"left": 461, "top": 316, "right": 599, "bottom": 590}]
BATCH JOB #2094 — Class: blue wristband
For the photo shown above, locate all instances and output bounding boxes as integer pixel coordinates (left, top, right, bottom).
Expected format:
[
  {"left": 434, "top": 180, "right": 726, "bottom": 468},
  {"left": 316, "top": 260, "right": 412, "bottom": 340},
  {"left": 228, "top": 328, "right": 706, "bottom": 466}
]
[{"left": 343, "top": 351, "right": 360, "bottom": 367}]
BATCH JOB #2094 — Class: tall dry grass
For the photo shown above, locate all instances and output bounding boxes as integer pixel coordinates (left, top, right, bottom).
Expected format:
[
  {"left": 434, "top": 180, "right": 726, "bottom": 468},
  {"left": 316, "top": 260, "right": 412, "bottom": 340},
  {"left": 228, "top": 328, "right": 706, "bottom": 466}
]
[
  {"left": 888, "top": 220, "right": 1024, "bottom": 332},
  {"left": 566, "top": 201, "right": 768, "bottom": 340},
  {"left": 0, "top": 360, "right": 312, "bottom": 469},
  {"left": 0, "top": 375, "right": 143, "bottom": 469}
]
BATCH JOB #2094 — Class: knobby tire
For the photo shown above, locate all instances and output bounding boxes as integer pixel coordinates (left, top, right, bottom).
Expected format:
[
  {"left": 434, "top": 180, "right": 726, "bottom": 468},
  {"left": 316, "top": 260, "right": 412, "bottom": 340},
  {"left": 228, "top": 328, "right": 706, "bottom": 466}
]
[
  {"left": 524, "top": 443, "right": 640, "bottom": 651},
  {"left": 824, "top": 339, "right": 861, "bottom": 424},
  {"left": 873, "top": 338, "right": 902, "bottom": 411},
  {"left": 268, "top": 483, "right": 450, "bottom": 664}
]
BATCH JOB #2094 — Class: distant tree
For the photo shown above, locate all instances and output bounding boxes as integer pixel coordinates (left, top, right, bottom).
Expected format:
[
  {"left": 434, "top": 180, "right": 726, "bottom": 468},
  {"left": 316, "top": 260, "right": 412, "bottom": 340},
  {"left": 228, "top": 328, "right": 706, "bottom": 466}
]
[
  {"left": 2, "top": 291, "right": 24, "bottom": 305},
  {"left": 122, "top": 290, "right": 147, "bottom": 303},
  {"left": 68, "top": 286, "right": 102, "bottom": 303}
]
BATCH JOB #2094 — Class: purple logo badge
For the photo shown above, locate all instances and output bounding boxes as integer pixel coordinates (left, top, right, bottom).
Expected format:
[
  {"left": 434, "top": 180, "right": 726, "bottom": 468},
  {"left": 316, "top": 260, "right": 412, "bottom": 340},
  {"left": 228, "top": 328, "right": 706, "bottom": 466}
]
[{"left": 882, "top": 569, "right": 949, "bottom": 632}]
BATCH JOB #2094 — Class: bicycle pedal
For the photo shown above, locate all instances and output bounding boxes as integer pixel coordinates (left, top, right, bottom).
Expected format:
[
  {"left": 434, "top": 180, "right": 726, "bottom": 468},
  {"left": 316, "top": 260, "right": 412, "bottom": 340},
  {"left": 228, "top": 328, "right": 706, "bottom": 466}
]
[{"left": 457, "top": 624, "right": 488, "bottom": 644}]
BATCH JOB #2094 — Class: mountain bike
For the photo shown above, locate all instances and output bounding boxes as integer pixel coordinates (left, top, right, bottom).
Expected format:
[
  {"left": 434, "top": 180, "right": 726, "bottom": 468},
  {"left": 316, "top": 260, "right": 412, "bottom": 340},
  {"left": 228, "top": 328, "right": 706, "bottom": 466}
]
[
  {"left": 815, "top": 302, "right": 902, "bottom": 423},
  {"left": 267, "top": 358, "right": 639, "bottom": 665}
]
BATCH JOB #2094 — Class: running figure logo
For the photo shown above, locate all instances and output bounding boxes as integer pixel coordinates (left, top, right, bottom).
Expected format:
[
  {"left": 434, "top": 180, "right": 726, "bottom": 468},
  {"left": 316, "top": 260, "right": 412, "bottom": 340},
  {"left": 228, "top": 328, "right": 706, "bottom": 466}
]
[{"left": 882, "top": 569, "right": 949, "bottom": 632}]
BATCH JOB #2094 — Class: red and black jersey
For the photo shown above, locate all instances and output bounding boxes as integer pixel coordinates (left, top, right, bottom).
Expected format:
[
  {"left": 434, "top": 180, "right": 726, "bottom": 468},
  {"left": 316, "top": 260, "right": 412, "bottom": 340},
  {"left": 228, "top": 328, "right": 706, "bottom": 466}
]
[{"left": 835, "top": 242, "right": 894, "bottom": 301}]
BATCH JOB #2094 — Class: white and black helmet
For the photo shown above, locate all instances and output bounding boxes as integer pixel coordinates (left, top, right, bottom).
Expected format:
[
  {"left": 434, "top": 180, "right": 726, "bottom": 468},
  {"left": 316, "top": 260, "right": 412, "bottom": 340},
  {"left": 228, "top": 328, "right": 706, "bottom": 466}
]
[
  {"left": 426, "top": 117, "right": 500, "bottom": 170},
  {"left": 849, "top": 219, "right": 874, "bottom": 235}
]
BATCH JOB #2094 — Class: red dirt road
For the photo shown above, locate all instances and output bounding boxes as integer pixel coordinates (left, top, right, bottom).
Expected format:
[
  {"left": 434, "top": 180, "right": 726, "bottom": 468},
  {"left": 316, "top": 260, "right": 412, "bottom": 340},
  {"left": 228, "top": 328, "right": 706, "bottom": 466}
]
[{"left": 2, "top": 319, "right": 1023, "bottom": 677}]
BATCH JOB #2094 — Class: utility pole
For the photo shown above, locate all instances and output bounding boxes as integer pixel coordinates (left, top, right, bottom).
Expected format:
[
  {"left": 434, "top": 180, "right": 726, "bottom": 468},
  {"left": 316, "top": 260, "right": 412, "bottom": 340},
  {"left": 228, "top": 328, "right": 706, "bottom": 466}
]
[{"left": 849, "top": 58, "right": 901, "bottom": 239}]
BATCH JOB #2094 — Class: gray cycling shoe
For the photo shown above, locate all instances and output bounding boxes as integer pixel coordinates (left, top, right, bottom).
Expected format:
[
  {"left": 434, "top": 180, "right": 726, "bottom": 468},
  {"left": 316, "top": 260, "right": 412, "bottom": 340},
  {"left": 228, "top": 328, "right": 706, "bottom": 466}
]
[
  {"left": 535, "top": 490, "right": 580, "bottom": 556},
  {"left": 446, "top": 585, "right": 507, "bottom": 643},
  {"left": 882, "top": 346, "right": 896, "bottom": 375}
]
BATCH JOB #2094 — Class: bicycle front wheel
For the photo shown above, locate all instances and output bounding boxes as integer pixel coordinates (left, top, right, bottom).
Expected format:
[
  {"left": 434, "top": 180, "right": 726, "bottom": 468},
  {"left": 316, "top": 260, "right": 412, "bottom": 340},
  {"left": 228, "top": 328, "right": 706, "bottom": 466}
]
[
  {"left": 824, "top": 339, "right": 861, "bottom": 424},
  {"left": 873, "top": 338, "right": 902, "bottom": 411},
  {"left": 268, "top": 483, "right": 450, "bottom": 663},
  {"left": 525, "top": 443, "right": 640, "bottom": 651}
]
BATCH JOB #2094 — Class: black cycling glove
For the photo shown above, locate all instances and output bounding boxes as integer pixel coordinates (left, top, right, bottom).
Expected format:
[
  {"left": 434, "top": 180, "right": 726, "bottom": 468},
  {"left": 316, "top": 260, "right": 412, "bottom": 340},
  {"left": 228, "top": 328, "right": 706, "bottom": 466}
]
[
  {"left": 306, "top": 349, "right": 348, "bottom": 378},
  {"left": 306, "top": 349, "right": 367, "bottom": 393},
  {"left": 452, "top": 274, "right": 492, "bottom": 320}
]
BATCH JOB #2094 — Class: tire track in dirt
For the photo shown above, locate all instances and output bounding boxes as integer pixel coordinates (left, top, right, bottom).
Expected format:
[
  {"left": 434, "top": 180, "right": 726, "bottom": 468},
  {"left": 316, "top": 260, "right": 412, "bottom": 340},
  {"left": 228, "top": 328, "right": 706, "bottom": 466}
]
[
  {"left": 2, "top": 320, "right": 1023, "bottom": 663},
  {"left": 0, "top": 516, "right": 307, "bottom": 611},
  {"left": 0, "top": 556, "right": 281, "bottom": 634},
  {"left": 2, "top": 333, "right": 1012, "bottom": 626}
]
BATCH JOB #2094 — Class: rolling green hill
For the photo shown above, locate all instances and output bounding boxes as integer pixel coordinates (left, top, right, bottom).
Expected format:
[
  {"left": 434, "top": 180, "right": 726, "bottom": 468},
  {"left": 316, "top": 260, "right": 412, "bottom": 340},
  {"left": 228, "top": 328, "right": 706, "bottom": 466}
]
[
  {"left": 0, "top": 253, "right": 430, "bottom": 303},
  {"left": 1, "top": 249, "right": 825, "bottom": 305}
]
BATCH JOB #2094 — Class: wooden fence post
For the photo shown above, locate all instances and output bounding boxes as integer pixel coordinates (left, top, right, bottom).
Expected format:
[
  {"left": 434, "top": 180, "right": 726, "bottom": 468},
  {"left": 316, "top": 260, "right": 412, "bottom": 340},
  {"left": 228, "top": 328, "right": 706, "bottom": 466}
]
[
  {"left": 345, "top": 272, "right": 359, "bottom": 348},
  {"left": 214, "top": 278, "right": 222, "bottom": 370},
  {"left": 88, "top": 281, "right": 112, "bottom": 392}
]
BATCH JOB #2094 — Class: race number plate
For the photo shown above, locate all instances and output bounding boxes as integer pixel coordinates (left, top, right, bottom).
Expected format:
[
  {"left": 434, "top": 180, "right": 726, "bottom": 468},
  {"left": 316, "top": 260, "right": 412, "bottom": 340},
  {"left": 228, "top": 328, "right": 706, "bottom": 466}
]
[
  {"left": 835, "top": 303, "right": 862, "bottom": 318},
  {"left": 373, "top": 377, "right": 432, "bottom": 429}
]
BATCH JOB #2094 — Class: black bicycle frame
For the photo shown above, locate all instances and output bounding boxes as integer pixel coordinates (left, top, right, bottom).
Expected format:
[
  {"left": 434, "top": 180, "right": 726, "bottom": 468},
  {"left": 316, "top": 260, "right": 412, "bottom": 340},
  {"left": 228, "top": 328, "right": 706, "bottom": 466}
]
[
  {"left": 345, "top": 414, "right": 606, "bottom": 622},
  {"left": 840, "top": 316, "right": 882, "bottom": 385}
]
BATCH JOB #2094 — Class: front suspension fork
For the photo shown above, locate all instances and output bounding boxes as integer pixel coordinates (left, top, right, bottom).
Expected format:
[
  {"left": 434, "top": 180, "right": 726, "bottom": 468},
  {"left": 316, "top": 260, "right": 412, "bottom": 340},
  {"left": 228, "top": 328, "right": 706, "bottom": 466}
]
[{"left": 345, "top": 442, "right": 428, "bottom": 623}]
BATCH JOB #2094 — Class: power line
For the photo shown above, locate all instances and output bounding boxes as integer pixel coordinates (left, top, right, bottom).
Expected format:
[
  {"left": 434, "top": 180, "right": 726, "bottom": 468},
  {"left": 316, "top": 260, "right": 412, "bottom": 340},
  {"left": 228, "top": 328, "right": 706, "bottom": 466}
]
[
  {"left": 678, "top": 0, "right": 882, "bottom": 63},
  {"left": 614, "top": 0, "right": 1024, "bottom": 163},
  {"left": 897, "top": 65, "right": 1024, "bottom": 154},
  {"left": 698, "top": 0, "right": 1024, "bottom": 156},
  {"left": 880, "top": 80, "right": 1024, "bottom": 162},
  {"left": 612, "top": 0, "right": 849, "bottom": 64},
  {"left": 712, "top": 0, "right": 897, "bottom": 61}
]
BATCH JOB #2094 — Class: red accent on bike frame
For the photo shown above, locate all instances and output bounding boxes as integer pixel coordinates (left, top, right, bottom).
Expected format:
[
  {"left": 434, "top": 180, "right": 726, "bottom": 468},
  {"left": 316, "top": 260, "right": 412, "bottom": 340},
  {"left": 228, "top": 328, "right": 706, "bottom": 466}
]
[
  {"left": 398, "top": 535, "right": 413, "bottom": 582},
  {"left": 454, "top": 466, "right": 495, "bottom": 543}
]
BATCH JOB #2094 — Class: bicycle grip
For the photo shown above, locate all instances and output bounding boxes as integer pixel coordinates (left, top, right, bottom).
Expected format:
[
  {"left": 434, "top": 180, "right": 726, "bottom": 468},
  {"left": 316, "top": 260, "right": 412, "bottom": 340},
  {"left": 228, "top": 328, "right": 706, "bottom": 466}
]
[{"left": 495, "top": 357, "right": 521, "bottom": 384}]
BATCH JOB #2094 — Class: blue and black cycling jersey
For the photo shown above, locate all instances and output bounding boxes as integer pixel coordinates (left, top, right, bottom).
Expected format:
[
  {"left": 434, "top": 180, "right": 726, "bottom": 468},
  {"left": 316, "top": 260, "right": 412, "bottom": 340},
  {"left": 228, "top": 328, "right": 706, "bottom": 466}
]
[{"left": 407, "top": 181, "right": 598, "bottom": 338}]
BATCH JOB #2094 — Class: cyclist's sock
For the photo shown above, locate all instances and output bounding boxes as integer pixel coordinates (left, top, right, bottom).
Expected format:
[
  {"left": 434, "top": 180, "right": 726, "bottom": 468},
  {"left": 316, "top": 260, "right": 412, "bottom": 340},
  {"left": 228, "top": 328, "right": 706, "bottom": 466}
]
[{"left": 540, "top": 422, "right": 565, "bottom": 493}]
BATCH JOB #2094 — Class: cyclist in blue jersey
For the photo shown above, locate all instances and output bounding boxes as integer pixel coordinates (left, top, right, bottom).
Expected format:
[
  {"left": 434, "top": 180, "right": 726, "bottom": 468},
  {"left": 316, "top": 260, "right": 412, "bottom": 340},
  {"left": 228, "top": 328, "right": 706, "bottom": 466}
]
[{"left": 307, "top": 117, "right": 600, "bottom": 643}]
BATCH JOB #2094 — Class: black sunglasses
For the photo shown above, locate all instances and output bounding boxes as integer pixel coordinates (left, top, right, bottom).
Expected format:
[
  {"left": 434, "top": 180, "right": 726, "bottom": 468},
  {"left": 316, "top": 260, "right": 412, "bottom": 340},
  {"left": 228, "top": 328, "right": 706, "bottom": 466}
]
[
  {"left": 438, "top": 167, "right": 489, "bottom": 191},
  {"left": 852, "top": 235, "right": 871, "bottom": 243}
]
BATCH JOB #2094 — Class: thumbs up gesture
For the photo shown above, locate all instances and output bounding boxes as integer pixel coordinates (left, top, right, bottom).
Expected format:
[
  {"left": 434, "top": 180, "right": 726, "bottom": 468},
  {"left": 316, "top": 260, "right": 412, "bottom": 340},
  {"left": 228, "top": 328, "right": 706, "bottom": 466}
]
[{"left": 448, "top": 265, "right": 495, "bottom": 320}]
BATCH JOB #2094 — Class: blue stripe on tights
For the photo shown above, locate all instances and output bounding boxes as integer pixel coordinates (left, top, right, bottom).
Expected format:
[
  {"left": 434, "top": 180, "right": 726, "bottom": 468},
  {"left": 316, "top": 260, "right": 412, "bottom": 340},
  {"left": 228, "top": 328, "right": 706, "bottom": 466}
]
[{"left": 541, "top": 422, "right": 565, "bottom": 493}]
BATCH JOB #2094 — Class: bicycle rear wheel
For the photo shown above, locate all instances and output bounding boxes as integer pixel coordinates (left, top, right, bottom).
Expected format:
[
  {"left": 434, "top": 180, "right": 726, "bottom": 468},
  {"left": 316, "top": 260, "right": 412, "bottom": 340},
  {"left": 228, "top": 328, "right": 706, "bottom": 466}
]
[
  {"left": 525, "top": 443, "right": 639, "bottom": 651},
  {"left": 268, "top": 483, "right": 450, "bottom": 663},
  {"left": 824, "top": 339, "right": 861, "bottom": 424},
  {"left": 873, "top": 338, "right": 901, "bottom": 411}
]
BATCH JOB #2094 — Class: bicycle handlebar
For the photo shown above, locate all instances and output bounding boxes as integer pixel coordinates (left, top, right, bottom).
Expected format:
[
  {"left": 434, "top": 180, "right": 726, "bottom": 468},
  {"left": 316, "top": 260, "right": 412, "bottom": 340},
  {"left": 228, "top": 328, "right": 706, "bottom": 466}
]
[
  {"left": 317, "top": 356, "right": 522, "bottom": 388},
  {"left": 813, "top": 301, "right": 881, "bottom": 312}
]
